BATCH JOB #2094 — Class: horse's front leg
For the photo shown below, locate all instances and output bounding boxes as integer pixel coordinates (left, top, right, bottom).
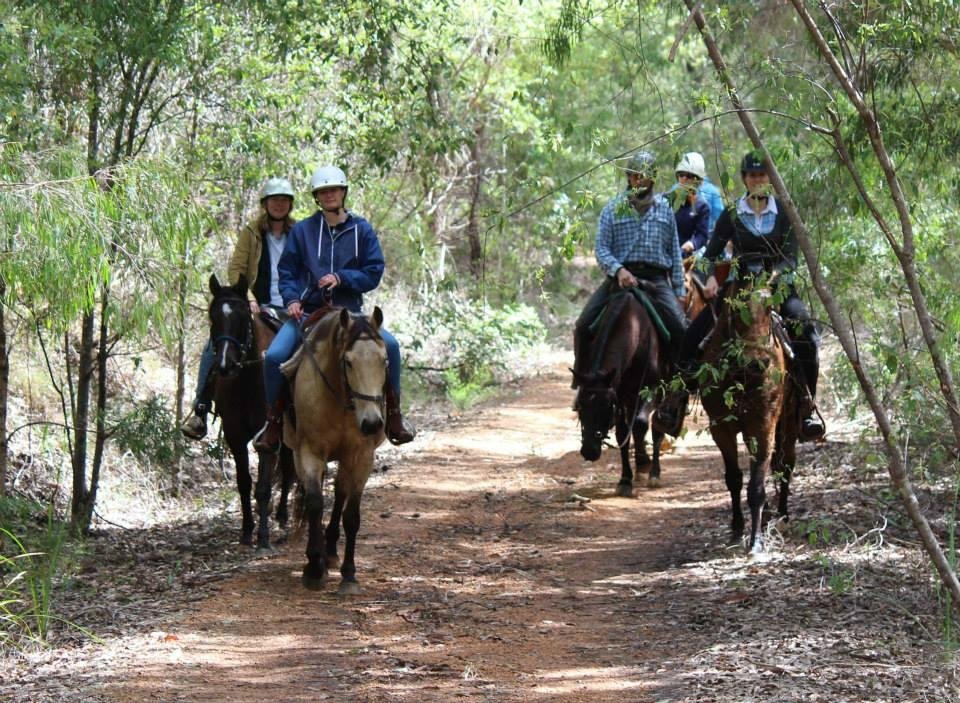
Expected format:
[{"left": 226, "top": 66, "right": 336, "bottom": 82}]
[
  {"left": 297, "top": 449, "right": 328, "bottom": 590},
  {"left": 648, "top": 425, "right": 664, "bottom": 488},
  {"left": 227, "top": 436, "right": 255, "bottom": 546},
  {"left": 746, "top": 431, "right": 775, "bottom": 555},
  {"left": 774, "top": 408, "right": 799, "bottom": 520},
  {"left": 711, "top": 426, "right": 743, "bottom": 545},
  {"left": 253, "top": 450, "right": 275, "bottom": 551},
  {"left": 337, "top": 458, "right": 373, "bottom": 595},
  {"left": 615, "top": 411, "right": 634, "bottom": 497}
]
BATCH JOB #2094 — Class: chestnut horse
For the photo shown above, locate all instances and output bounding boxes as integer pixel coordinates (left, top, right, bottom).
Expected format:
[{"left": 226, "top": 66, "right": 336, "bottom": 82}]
[
  {"left": 207, "top": 274, "right": 296, "bottom": 550},
  {"left": 698, "top": 277, "right": 801, "bottom": 553},
  {"left": 573, "top": 289, "right": 668, "bottom": 496},
  {"left": 281, "top": 307, "right": 387, "bottom": 593}
]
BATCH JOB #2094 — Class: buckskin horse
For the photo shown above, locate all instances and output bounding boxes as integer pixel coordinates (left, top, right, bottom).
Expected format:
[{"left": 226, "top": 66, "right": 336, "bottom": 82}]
[
  {"left": 280, "top": 306, "right": 387, "bottom": 593},
  {"left": 573, "top": 288, "right": 668, "bottom": 496},
  {"left": 698, "top": 276, "right": 801, "bottom": 553},
  {"left": 207, "top": 274, "right": 296, "bottom": 550}
]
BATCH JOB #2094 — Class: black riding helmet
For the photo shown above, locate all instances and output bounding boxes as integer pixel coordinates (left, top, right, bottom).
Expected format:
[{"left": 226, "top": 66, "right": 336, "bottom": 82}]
[{"left": 740, "top": 151, "right": 767, "bottom": 175}]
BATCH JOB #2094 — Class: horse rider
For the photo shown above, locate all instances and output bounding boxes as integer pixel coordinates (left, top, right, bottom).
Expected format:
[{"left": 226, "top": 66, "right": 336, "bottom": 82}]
[
  {"left": 180, "top": 177, "right": 297, "bottom": 440},
  {"left": 670, "top": 152, "right": 712, "bottom": 259},
  {"left": 252, "top": 165, "right": 416, "bottom": 452},
  {"left": 661, "top": 150, "right": 826, "bottom": 441},
  {"left": 572, "top": 151, "right": 687, "bottom": 397}
]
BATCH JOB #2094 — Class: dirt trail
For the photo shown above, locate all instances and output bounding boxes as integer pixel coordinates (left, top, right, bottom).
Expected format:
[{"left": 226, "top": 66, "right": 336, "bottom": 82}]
[{"left": 79, "top": 354, "right": 956, "bottom": 702}]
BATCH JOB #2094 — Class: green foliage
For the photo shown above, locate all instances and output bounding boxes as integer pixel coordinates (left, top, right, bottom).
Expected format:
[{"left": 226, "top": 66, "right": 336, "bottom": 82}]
[
  {"left": 0, "top": 499, "right": 82, "bottom": 650},
  {"left": 108, "top": 395, "right": 182, "bottom": 469}
]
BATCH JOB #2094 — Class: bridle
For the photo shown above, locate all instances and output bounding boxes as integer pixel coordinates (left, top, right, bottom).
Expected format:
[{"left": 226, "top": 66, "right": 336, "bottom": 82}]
[
  {"left": 305, "top": 322, "right": 385, "bottom": 411},
  {"left": 212, "top": 298, "right": 257, "bottom": 367}
]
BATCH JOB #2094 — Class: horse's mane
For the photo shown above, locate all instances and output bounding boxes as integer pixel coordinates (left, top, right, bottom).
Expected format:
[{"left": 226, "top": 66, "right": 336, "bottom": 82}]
[{"left": 280, "top": 309, "right": 380, "bottom": 380}]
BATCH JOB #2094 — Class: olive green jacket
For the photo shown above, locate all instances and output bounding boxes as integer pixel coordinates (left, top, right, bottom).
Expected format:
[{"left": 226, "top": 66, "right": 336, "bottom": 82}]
[{"left": 227, "top": 217, "right": 296, "bottom": 303}]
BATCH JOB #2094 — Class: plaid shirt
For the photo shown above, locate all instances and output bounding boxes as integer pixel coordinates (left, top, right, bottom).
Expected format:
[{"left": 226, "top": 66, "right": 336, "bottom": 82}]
[{"left": 595, "top": 191, "right": 685, "bottom": 296}]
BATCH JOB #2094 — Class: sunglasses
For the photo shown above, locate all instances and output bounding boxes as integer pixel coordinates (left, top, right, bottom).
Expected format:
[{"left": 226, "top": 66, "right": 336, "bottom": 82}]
[{"left": 676, "top": 172, "right": 701, "bottom": 180}]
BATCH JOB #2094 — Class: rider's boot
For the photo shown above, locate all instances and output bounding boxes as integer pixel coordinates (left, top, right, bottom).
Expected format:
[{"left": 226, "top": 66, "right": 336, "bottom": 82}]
[
  {"left": 180, "top": 403, "right": 209, "bottom": 440},
  {"left": 385, "top": 385, "right": 416, "bottom": 445},
  {"left": 253, "top": 397, "right": 286, "bottom": 453}
]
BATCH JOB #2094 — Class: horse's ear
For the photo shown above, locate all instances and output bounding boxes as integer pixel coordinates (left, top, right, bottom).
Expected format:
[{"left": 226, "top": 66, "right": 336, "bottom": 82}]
[
  {"left": 234, "top": 273, "right": 249, "bottom": 295},
  {"left": 339, "top": 307, "right": 352, "bottom": 329},
  {"left": 370, "top": 306, "right": 383, "bottom": 330},
  {"left": 209, "top": 274, "right": 221, "bottom": 296}
]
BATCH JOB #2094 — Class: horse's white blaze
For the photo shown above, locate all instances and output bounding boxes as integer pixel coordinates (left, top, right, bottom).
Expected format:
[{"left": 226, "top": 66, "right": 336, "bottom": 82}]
[{"left": 218, "top": 302, "right": 234, "bottom": 367}]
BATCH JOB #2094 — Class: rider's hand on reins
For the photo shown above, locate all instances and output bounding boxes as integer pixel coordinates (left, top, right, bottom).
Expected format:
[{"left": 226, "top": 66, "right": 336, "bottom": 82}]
[
  {"left": 249, "top": 301, "right": 260, "bottom": 315},
  {"left": 317, "top": 273, "right": 338, "bottom": 290},
  {"left": 616, "top": 267, "right": 638, "bottom": 289},
  {"left": 704, "top": 275, "right": 719, "bottom": 299},
  {"left": 287, "top": 300, "right": 303, "bottom": 321}
]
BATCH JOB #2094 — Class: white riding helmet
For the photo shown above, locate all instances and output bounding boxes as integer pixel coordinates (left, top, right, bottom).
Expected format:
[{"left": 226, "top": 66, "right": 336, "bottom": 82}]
[
  {"left": 259, "top": 177, "right": 295, "bottom": 202},
  {"left": 675, "top": 152, "right": 707, "bottom": 180},
  {"left": 309, "top": 165, "right": 348, "bottom": 193}
]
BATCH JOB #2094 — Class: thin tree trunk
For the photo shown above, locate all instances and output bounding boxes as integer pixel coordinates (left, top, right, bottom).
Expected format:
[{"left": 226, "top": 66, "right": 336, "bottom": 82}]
[
  {"left": 70, "top": 310, "right": 94, "bottom": 530},
  {"left": 681, "top": 0, "right": 960, "bottom": 615},
  {"left": 465, "top": 125, "right": 485, "bottom": 278},
  {"left": 0, "top": 277, "right": 8, "bottom": 497},
  {"left": 78, "top": 289, "right": 111, "bottom": 532}
]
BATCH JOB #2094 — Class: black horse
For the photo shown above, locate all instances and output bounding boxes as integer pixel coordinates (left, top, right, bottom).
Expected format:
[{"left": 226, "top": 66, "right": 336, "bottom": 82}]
[
  {"left": 573, "top": 290, "right": 669, "bottom": 496},
  {"left": 207, "top": 274, "right": 296, "bottom": 550}
]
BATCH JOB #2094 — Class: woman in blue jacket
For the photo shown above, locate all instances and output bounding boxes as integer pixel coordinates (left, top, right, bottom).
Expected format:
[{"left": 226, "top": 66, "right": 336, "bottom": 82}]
[{"left": 253, "top": 165, "right": 415, "bottom": 450}]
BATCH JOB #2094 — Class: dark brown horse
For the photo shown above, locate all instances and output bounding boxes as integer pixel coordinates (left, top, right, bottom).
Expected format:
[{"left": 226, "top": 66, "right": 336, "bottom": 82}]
[
  {"left": 281, "top": 307, "right": 388, "bottom": 593},
  {"left": 698, "top": 277, "right": 801, "bottom": 553},
  {"left": 207, "top": 274, "right": 295, "bottom": 551},
  {"left": 573, "top": 289, "right": 668, "bottom": 496}
]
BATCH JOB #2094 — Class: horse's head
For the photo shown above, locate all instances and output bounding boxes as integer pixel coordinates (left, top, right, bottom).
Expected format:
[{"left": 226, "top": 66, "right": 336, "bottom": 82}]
[
  {"left": 337, "top": 306, "right": 388, "bottom": 437},
  {"left": 208, "top": 273, "right": 253, "bottom": 378},
  {"left": 573, "top": 369, "right": 617, "bottom": 462}
]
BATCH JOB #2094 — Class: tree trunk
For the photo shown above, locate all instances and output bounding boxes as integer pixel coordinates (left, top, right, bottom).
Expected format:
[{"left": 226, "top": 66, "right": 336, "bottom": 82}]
[
  {"left": 0, "top": 276, "right": 8, "bottom": 497},
  {"left": 77, "top": 290, "right": 111, "bottom": 533},
  {"left": 681, "top": 0, "right": 960, "bottom": 616},
  {"left": 465, "top": 125, "right": 485, "bottom": 279},
  {"left": 70, "top": 310, "right": 94, "bottom": 531}
]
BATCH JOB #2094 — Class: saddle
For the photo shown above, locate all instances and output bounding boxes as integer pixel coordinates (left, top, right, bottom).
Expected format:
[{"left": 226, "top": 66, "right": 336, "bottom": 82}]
[
  {"left": 257, "top": 307, "right": 286, "bottom": 334},
  {"left": 585, "top": 286, "right": 671, "bottom": 378}
]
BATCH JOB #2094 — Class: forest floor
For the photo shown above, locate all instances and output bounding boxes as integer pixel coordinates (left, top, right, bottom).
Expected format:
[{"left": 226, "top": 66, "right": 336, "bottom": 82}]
[{"left": 2, "top": 351, "right": 959, "bottom": 702}]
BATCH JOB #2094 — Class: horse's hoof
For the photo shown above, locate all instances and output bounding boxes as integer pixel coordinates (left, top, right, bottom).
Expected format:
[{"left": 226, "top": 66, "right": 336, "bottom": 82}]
[
  {"left": 325, "top": 554, "right": 341, "bottom": 571},
  {"left": 255, "top": 544, "right": 276, "bottom": 555},
  {"left": 615, "top": 483, "right": 634, "bottom": 498},
  {"left": 338, "top": 580, "right": 362, "bottom": 596},
  {"left": 302, "top": 573, "right": 328, "bottom": 591},
  {"left": 648, "top": 476, "right": 661, "bottom": 489}
]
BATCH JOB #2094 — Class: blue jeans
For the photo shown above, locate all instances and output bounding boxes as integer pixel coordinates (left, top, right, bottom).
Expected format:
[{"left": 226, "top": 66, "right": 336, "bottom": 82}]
[
  {"left": 192, "top": 339, "right": 216, "bottom": 409},
  {"left": 263, "top": 318, "right": 403, "bottom": 406}
]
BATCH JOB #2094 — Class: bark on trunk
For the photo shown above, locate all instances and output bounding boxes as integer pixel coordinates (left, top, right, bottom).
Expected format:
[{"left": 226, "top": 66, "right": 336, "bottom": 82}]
[
  {"left": 681, "top": 0, "right": 960, "bottom": 615},
  {"left": 0, "top": 277, "right": 8, "bottom": 497}
]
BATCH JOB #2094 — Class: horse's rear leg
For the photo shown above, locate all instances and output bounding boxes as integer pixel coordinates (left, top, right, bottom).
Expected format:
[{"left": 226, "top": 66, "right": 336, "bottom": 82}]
[
  {"left": 634, "top": 405, "right": 652, "bottom": 474},
  {"left": 228, "top": 437, "right": 255, "bottom": 546},
  {"left": 297, "top": 451, "right": 328, "bottom": 590},
  {"left": 615, "top": 414, "right": 634, "bottom": 497},
  {"left": 711, "top": 427, "right": 743, "bottom": 545},
  {"left": 324, "top": 481, "right": 344, "bottom": 573},
  {"left": 275, "top": 445, "right": 295, "bottom": 531},
  {"left": 253, "top": 450, "right": 275, "bottom": 551}
]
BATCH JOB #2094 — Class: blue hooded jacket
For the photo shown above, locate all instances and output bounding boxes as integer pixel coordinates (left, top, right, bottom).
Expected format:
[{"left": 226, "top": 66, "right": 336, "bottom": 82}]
[{"left": 277, "top": 210, "right": 385, "bottom": 313}]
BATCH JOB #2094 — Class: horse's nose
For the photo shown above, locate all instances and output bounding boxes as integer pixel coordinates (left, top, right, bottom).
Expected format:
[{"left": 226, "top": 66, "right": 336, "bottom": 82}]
[
  {"left": 360, "top": 417, "right": 384, "bottom": 436},
  {"left": 580, "top": 442, "right": 601, "bottom": 462}
]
